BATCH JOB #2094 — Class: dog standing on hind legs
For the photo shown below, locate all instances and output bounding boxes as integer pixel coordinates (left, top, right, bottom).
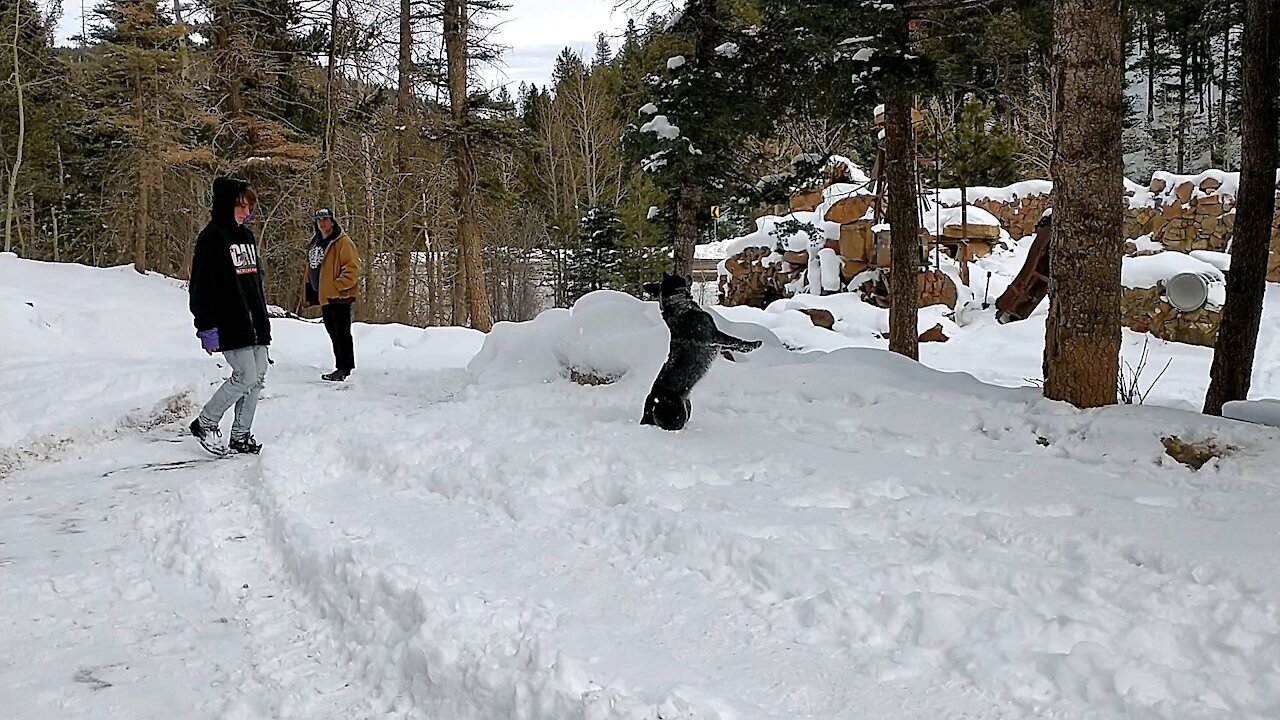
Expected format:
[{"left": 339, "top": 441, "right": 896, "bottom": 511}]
[{"left": 641, "top": 272, "right": 762, "bottom": 431}]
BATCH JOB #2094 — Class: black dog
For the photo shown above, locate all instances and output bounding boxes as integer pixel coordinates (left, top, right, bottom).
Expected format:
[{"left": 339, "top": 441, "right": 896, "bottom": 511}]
[{"left": 641, "top": 273, "right": 762, "bottom": 431}]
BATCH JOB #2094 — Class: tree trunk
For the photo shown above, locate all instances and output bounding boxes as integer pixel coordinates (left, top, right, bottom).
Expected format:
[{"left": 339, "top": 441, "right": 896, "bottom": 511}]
[
  {"left": 885, "top": 47, "right": 920, "bottom": 361},
  {"left": 4, "top": 4, "right": 26, "bottom": 254},
  {"left": 1204, "top": 0, "right": 1279, "bottom": 415},
  {"left": 444, "top": 0, "right": 493, "bottom": 331},
  {"left": 1146, "top": 20, "right": 1155, "bottom": 124},
  {"left": 673, "top": 179, "right": 701, "bottom": 277},
  {"left": 1177, "top": 36, "right": 1188, "bottom": 173},
  {"left": 54, "top": 142, "right": 66, "bottom": 262},
  {"left": 323, "top": 0, "right": 339, "bottom": 205},
  {"left": 135, "top": 164, "right": 150, "bottom": 274},
  {"left": 1044, "top": 0, "right": 1124, "bottom": 408},
  {"left": 394, "top": 0, "right": 413, "bottom": 323},
  {"left": 213, "top": 0, "right": 242, "bottom": 115}
]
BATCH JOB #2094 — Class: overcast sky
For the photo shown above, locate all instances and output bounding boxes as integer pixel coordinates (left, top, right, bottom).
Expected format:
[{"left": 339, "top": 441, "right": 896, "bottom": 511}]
[{"left": 54, "top": 0, "right": 631, "bottom": 89}]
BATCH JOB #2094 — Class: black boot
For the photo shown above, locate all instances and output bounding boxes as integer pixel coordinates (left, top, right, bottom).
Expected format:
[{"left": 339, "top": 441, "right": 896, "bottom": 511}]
[
  {"left": 229, "top": 434, "right": 262, "bottom": 454},
  {"left": 321, "top": 369, "right": 350, "bottom": 382},
  {"left": 190, "top": 417, "right": 226, "bottom": 456}
]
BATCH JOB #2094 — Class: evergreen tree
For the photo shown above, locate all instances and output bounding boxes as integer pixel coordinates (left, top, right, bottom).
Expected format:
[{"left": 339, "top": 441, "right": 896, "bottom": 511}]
[
  {"left": 923, "top": 97, "right": 1024, "bottom": 187},
  {"left": 79, "top": 0, "right": 208, "bottom": 273}
]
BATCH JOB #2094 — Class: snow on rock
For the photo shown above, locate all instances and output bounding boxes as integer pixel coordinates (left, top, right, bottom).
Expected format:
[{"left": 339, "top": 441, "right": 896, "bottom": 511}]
[
  {"left": 640, "top": 115, "right": 680, "bottom": 140},
  {"left": 1190, "top": 249, "right": 1232, "bottom": 271},
  {"left": 1126, "top": 177, "right": 1156, "bottom": 209},
  {"left": 1130, "top": 233, "right": 1166, "bottom": 254},
  {"left": 920, "top": 202, "right": 1002, "bottom": 234},
  {"left": 828, "top": 155, "right": 872, "bottom": 184},
  {"left": 666, "top": 55, "right": 686, "bottom": 70},
  {"left": 1122, "top": 252, "right": 1224, "bottom": 290},
  {"left": 932, "top": 180, "right": 1053, "bottom": 207},
  {"left": 818, "top": 247, "right": 843, "bottom": 292},
  {"left": 1149, "top": 169, "right": 1240, "bottom": 204},
  {"left": 722, "top": 211, "right": 839, "bottom": 258}
]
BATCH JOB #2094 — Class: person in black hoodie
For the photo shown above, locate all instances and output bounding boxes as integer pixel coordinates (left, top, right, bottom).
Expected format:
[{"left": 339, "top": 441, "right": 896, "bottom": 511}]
[{"left": 188, "top": 177, "right": 271, "bottom": 455}]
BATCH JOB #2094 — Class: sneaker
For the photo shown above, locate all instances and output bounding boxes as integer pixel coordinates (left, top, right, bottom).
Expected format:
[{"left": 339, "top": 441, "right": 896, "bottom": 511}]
[
  {"left": 190, "top": 417, "right": 226, "bottom": 456},
  {"left": 229, "top": 434, "right": 262, "bottom": 454},
  {"left": 321, "top": 370, "right": 350, "bottom": 382}
]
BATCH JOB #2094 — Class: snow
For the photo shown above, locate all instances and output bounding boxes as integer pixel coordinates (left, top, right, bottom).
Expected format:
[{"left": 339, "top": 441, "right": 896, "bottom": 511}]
[
  {"left": 827, "top": 155, "right": 871, "bottom": 184},
  {"left": 1122, "top": 251, "right": 1224, "bottom": 290},
  {"left": 1190, "top": 249, "right": 1232, "bottom": 272},
  {"left": 646, "top": 205, "right": 661, "bottom": 221},
  {"left": 639, "top": 115, "right": 680, "bottom": 140},
  {"left": 921, "top": 202, "right": 1002, "bottom": 234},
  {"left": 666, "top": 55, "right": 686, "bottom": 70},
  {"left": 6, "top": 253, "right": 1280, "bottom": 719},
  {"left": 1223, "top": 399, "right": 1280, "bottom": 427},
  {"left": 932, "top": 180, "right": 1052, "bottom": 207},
  {"left": 696, "top": 239, "right": 735, "bottom": 259},
  {"left": 852, "top": 47, "right": 874, "bottom": 62},
  {"left": 714, "top": 42, "right": 739, "bottom": 58},
  {"left": 1149, "top": 169, "right": 1240, "bottom": 205},
  {"left": 721, "top": 211, "right": 839, "bottom": 258},
  {"left": 1131, "top": 233, "right": 1166, "bottom": 254},
  {"left": 638, "top": 102, "right": 659, "bottom": 116}
]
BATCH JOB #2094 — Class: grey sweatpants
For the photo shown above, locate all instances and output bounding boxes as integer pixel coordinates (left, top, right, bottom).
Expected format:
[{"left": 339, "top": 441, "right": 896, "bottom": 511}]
[{"left": 198, "top": 345, "right": 269, "bottom": 438}]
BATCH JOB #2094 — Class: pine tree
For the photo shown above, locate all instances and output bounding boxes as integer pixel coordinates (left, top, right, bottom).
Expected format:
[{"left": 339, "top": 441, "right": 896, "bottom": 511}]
[
  {"left": 624, "top": 0, "right": 768, "bottom": 278},
  {"left": 592, "top": 33, "right": 612, "bottom": 68},
  {"left": 79, "top": 0, "right": 208, "bottom": 273},
  {"left": 924, "top": 97, "right": 1023, "bottom": 188}
]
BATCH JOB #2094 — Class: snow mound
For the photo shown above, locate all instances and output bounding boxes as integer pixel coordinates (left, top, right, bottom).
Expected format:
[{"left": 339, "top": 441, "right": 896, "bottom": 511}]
[{"left": 468, "top": 290, "right": 783, "bottom": 388}]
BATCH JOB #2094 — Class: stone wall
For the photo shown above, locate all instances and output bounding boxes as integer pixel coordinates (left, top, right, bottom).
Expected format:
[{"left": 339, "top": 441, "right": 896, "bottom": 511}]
[
  {"left": 1121, "top": 286, "right": 1221, "bottom": 347},
  {"left": 971, "top": 194, "right": 1051, "bottom": 239}
]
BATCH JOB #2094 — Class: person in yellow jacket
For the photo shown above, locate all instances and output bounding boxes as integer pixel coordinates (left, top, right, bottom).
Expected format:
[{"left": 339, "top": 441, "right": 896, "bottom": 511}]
[{"left": 305, "top": 208, "right": 361, "bottom": 381}]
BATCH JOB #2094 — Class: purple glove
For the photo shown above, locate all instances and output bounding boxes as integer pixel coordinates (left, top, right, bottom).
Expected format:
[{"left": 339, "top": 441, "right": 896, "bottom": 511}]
[{"left": 197, "top": 328, "right": 220, "bottom": 354}]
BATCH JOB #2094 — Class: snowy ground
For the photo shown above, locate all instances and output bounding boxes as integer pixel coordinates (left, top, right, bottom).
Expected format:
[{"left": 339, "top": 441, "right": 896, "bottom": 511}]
[{"left": 3, "top": 252, "right": 1280, "bottom": 719}]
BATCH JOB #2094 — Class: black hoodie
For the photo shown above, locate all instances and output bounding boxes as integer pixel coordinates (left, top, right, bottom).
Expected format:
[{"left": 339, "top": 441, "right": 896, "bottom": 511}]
[{"left": 188, "top": 177, "right": 272, "bottom": 350}]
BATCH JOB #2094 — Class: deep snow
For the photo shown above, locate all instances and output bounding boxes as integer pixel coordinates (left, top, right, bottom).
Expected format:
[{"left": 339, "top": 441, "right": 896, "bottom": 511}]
[{"left": 3, "top": 252, "right": 1280, "bottom": 719}]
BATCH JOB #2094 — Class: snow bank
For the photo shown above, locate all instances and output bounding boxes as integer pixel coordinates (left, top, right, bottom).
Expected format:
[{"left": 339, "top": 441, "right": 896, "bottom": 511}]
[{"left": 0, "top": 253, "right": 481, "bottom": 456}]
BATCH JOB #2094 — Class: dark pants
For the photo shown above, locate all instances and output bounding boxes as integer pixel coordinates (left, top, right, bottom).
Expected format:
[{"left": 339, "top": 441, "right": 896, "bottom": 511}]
[{"left": 321, "top": 302, "right": 355, "bottom": 371}]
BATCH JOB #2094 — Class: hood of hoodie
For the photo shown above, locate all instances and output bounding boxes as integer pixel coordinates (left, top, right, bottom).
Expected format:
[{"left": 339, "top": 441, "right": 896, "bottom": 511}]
[
  {"left": 211, "top": 176, "right": 250, "bottom": 228},
  {"left": 311, "top": 218, "right": 345, "bottom": 249}
]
